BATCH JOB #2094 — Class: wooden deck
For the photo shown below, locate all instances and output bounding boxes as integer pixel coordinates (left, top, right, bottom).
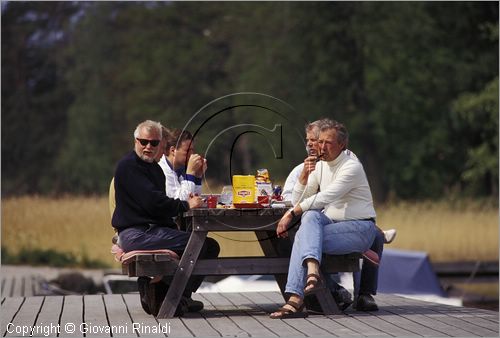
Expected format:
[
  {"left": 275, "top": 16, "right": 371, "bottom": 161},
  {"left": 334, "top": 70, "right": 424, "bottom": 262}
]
[
  {"left": 1, "top": 291, "right": 498, "bottom": 337},
  {"left": 1, "top": 265, "right": 498, "bottom": 337}
]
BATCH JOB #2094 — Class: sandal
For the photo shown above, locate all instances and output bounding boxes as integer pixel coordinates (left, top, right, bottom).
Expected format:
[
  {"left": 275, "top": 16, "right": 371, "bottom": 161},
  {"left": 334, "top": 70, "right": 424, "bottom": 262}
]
[
  {"left": 304, "top": 273, "right": 325, "bottom": 296},
  {"left": 270, "top": 300, "right": 308, "bottom": 319}
]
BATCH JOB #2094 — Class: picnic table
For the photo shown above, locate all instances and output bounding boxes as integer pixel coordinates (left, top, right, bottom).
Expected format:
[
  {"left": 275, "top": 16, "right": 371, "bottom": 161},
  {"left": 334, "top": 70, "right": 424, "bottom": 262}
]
[{"left": 122, "top": 206, "right": 361, "bottom": 318}]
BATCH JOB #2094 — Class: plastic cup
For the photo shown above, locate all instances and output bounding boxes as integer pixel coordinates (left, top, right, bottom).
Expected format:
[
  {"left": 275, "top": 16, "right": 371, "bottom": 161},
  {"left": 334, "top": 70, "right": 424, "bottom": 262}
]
[
  {"left": 207, "top": 195, "right": 218, "bottom": 208},
  {"left": 257, "top": 195, "right": 270, "bottom": 205}
]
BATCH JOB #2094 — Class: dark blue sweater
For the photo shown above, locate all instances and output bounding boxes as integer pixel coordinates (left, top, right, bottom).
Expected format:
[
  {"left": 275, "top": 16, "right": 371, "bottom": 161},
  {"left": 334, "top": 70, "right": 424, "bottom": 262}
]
[{"left": 112, "top": 151, "right": 189, "bottom": 231}]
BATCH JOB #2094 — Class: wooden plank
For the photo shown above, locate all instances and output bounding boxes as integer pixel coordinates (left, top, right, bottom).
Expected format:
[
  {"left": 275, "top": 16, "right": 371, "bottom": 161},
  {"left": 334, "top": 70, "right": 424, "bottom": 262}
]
[
  {"left": 380, "top": 295, "right": 472, "bottom": 336},
  {"left": 443, "top": 310, "right": 499, "bottom": 332},
  {"left": 83, "top": 295, "right": 111, "bottom": 337},
  {"left": 217, "top": 292, "right": 279, "bottom": 337},
  {"left": 6, "top": 296, "right": 44, "bottom": 336},
  {"left": 245, "top": 292, "right": 342, "bottom": 337},
  {"left": 127, "top": 254, "right": 359, "bottom": 276},
  {"left": 265, "top": 291, "right": 401, "bottom": 337},
  {"left": 1, "top": 278, "right": 6, "bottom": 297},
  {"left": 189, "top": 256, "right": 358, "bottom": 275},
  {"left": 239, "top": 291, "right": 282, "bottom": 313},
  {"left": 11, "top": 275, "right": 24, "bottom": 297},
  {"left": 59, "top": 295, "right": 84, "bottom": 337},
  {"left": 32, "top": 296, "right": 63, "bottom": 337},
  {"left": 193, "top": 293, "right": 251, "bottom": 337},
  {"left": 198, "top": 292, "right": 233, "bottom": 309},
  {"left": 23, "top": 275, "right": 33, "bottom": 297},
  {"left": 177, "top": 312, "right": 221, "bottom": 337},
  {"left": 133, "top": 260, "right": 178, "bottom": 277},
  {"left": 122, "top": 293, "right": 169, "bottom": 337},
  {"left": 390, "top": 296, "right": 499, "bottom": 336},
  {"left": 215, "top": 292, "right": 268, "bottom": 314},
  {"left": 32, "top": 275, "right": 42, "bottom": 296},
  {"left": 184, "top": 293, "right": 249, "bottom": 337},
  {"left": 2, "top": 276, "right": 13, "bottom": 297},
  {"left": 349, "top": 311, "right": 419, "bottom": 337},
  {"left": 1, "top": 290, "right": 499, "bottom": 337},
  {"left": 103, "top": 294, "right": 136, "bottom": 337},
  {"left": 281, "top": 312, "right": 339, "bottom": 337},
  {"left": 192, "top": 257, "right": 288, "bottom": 275},
  {"left": 306, "top": 316, "right": 360, "bottom": 337},
  {"left": 196, "top": 216, "right": 280, "bottom": 231},
  {"left": 184, "top": 208, "right": 288, "bottom": 218},
  {"left": 1, "top": 297, "right": 25, "bottom": 337},
  {"left": 362, "top": 306, "right": 445, "bottom": 336},
  {"left": 331, "top": 314, "right": 391, "bottom": 336},
  {"left": 375, "top": 296, "right": 449, "bottom": 337},
  {"left": 239, "top": 292, "right": 308, "bottom": 337},
  {"left": 428, "top": 311, "right": 498, "bottom": 337}
]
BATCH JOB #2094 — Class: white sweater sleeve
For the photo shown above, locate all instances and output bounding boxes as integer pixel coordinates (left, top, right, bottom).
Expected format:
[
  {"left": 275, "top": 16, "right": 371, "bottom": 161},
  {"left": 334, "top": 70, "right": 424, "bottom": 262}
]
[
  {"left": 282, "top": 163, "right": 303, "bottom": 201},
  {"left": 160, "top": 158, "right": 198, "bottom": 201},
  {"left": 172, "top": 179, "right": 197, "bottom": 201}
]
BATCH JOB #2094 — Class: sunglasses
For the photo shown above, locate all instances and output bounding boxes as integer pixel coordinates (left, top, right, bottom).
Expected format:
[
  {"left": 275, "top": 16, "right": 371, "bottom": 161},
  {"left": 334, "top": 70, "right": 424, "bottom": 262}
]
[{"left": 136, "top": 138, "right": 160, "bottom": 147}]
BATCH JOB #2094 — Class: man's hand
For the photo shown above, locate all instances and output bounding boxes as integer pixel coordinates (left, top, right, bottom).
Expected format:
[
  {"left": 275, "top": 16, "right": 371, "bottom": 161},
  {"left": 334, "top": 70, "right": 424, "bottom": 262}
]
[
  {"left": 195, "top": 157, "right": 207, "bottom": 178},
  {"left": 276, "top": 211, "right": 293, "bottom": 238},
  {"left": 298, "top": 156, "right": 317, "bottom": 185},
  {"left": 186, "top": 154, "right": 204, "bottom": 176},
  {"left": 187, "top": 193, "right": 203, "bottom": 209}
]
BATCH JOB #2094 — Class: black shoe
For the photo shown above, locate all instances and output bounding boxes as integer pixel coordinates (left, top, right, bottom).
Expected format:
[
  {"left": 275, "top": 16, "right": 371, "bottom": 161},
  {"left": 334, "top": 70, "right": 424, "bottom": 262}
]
[
  {"left": 148, "top": 280, "right": 168, "bottom": 316},
  {"left": 185, "top": 297, "right": 204, "bottom": 312},
  {"left": 354, "top": 294, "right": 379, "bottom": 311},
  {"left": 332, "top": 287, "right": 353, "bottom": 311},
  {"left": 304, "top": 287, "right": 352, "bottom": 314},
  {"left": 137, "top": 277, "right": 151, "bottom": 315},
  {"left": 175, "top": 297, "right": 189, "bottom": 317}
]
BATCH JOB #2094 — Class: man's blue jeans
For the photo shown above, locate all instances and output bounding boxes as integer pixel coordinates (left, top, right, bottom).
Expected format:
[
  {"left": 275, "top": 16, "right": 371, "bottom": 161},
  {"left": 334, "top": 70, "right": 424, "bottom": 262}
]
[{"left": 285, "top": 210, "right": 377, "bottom": 298}]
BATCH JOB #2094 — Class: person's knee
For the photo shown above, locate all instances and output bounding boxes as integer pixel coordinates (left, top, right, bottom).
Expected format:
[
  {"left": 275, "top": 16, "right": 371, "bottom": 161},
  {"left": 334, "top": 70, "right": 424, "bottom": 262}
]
[
  {"left": 203, "top": 237, "right": 220, "bottom": 258},
  {"left": 300, "top": 209, "right": 324, "bottom": 227},
  {"left": 371, "top": 230, "right": 384, "bottom": 255}
]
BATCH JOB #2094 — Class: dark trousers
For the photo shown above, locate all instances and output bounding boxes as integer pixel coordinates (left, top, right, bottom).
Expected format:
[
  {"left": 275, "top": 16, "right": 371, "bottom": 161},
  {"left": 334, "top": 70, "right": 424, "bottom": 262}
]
[
  {"left": 353, "top": 229, "right": 384, "bottom": 296},
  {"left": 119, "top": 224, "right": 220, "bottom": 296}
]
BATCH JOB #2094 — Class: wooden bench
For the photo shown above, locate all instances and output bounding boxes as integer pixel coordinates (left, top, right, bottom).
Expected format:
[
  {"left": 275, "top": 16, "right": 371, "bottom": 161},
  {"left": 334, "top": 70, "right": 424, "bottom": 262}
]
[{"left": 121, "top": 252, "right": 362, "bottom": 315}]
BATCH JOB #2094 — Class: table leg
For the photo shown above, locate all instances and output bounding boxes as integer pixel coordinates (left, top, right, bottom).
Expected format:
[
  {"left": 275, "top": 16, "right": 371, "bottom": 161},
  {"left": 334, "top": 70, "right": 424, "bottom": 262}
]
[
  {"left": 255, "top": 230, "right": 291, "bottom": 298},
  {"left": 157, "top": 230, "right": 208, "bottom": 318}
]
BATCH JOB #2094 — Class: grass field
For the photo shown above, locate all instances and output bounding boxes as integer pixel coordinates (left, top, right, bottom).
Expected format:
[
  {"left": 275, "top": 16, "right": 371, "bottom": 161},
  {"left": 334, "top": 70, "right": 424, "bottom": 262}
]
[{"left": 1, "top": 196, "right": 498, "bottom": 268}]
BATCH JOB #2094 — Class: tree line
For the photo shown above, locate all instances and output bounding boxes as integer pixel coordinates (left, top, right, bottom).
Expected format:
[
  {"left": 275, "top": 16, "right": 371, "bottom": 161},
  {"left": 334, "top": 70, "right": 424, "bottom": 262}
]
[{"left": 2, "top": 1, "right": 498, "bottom": 202}]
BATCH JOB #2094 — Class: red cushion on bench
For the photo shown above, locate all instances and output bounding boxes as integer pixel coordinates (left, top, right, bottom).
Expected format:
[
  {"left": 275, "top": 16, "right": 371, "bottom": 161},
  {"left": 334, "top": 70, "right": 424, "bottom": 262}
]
[
  {"left": 362, "top": 249, "right": 379, "bottom": 266},
  {"left": 111, "top": 244, "right": 179, "bottom": 262}
]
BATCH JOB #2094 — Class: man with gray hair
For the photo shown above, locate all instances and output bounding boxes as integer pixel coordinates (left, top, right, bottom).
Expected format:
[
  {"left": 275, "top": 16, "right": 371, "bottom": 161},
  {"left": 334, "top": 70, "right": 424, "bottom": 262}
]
[
  {"left": 112, "top": 120, "right": 220, "bottom": 316},
  {"left": 271, "top": 119, "right": 384, "bottom": 318}
]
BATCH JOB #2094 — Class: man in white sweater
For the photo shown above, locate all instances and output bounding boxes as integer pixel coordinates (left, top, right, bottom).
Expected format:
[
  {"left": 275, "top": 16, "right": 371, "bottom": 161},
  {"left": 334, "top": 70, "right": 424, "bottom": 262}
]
[
  {"left": 271, "top": 119, "right": 378, "bottom": 319},
  {"left": 281, "top": 120, "right": 395, "bottom": 313}
]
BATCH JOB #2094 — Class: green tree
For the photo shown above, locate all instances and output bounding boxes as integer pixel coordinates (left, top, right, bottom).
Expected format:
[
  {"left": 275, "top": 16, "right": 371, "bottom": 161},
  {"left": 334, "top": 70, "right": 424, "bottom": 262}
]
[
  {"left": 2, "top": 2, "right": 79, "bottom": 195},
  {"left": 452, "top": 76, "right": 499, "bottom": 196},
  {"left": 2, "top": 1, "right": 497, "bottom": 200},
  {"left": 56, "top": 2, "right": 230, "bottom": 193}
]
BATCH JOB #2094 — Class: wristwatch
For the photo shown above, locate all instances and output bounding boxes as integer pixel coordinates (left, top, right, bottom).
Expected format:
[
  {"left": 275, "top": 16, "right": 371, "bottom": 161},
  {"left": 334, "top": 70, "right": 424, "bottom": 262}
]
[{"left": 289, "top": 208, "right": 297, "bottom": 218}]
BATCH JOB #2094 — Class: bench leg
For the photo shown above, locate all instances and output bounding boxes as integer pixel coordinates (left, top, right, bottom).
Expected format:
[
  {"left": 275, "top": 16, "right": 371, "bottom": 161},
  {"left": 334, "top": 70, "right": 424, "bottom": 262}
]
[{"left": 255, "top": 230, "right": 291, "bottom": 298}]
